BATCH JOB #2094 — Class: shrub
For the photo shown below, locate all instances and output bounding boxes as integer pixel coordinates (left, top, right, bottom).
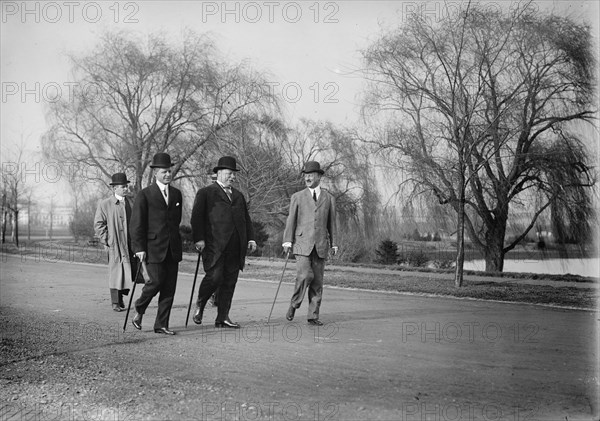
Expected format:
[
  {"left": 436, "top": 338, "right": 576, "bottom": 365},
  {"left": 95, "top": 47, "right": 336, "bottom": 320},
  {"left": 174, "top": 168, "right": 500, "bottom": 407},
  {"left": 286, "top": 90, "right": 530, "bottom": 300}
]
[
  {"left": 432, "top": 259, "right": 454, "bottom": 269},
  {"left": 71, "top": 209, "right": 95, "bottom": 241},
  {"left": 398, "top": 249, "right": 429, "bottom": 267},
  {"left": 179, "top": 225, "right": 195, "bottom": 253},
  {"left": 375, "top": 238, "right": 399, "bottom": 265}
]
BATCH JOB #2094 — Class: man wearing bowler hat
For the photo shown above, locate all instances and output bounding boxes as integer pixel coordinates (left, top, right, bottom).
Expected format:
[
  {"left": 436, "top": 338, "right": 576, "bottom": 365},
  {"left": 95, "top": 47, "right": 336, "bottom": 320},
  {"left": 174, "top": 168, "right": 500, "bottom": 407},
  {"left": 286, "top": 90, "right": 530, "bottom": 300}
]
[
  {"left": 94, "top": 172, "right": 143, "bottom": 312},
  {"left": 282, "top": 161, "right": 338, "bottom": 326},
  {"left": 130, "top": 152, "right": 183, "bottom": 335},
  {"left": 190, "top": 156, "right": 256, "bottom": 328}
]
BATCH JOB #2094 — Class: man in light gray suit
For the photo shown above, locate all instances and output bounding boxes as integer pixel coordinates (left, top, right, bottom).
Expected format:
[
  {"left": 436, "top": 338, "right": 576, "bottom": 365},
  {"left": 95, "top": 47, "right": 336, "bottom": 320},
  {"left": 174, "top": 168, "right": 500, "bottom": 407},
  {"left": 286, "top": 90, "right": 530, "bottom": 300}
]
[{"left": 282, "top": 161, "right": 338, "bottom": 326}]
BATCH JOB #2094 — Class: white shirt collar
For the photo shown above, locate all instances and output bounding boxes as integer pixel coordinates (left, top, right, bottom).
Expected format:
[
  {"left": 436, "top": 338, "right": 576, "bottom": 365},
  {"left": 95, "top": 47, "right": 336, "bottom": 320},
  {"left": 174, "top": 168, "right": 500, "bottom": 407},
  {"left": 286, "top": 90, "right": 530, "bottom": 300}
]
[
  {"left": 156, "top": 180, "right": 168, "bottom": 191},
  {"left": 309, "top": 185, "right": 321, "bottom": 197},
  {"left": 114, "top": 194, "right": 125, "bottom": 202},
  {"left": 217, "top": 181, "right": 231, "bottom": 191}
]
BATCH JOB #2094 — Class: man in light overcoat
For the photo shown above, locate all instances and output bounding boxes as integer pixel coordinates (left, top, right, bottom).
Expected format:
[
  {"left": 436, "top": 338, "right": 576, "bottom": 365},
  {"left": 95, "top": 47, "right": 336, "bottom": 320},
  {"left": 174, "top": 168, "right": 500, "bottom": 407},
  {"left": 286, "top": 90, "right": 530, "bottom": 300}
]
[
  {"left": 282, "top": 161, "right": 338, "bottom": 326},
  {"left": 94, "top": 172, "right": 142, "bottom": 312}
]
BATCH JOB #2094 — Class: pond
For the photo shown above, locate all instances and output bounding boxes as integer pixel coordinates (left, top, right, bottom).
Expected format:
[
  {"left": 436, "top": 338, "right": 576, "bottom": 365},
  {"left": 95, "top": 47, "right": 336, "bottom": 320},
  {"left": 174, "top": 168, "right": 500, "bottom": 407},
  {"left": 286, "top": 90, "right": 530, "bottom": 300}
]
[{"left": 463, "top": 257, "right": 599, "bottom": 278}]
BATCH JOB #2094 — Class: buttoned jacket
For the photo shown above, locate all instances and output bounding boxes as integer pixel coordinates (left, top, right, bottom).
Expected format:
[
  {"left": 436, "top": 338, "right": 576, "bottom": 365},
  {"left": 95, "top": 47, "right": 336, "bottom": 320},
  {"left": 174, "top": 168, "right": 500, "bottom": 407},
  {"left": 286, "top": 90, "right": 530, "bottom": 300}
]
[
  {"left": 130, "top": 183, "right": 183, "bottom": 263},
  {"left": 190, "top": 182, "right": 254, "bottom": 271},
  {"left": 94, "top": 195, "right": 135, "bottom": 289},
  {"left": 283, "top": 188, "right": 336, "bottom": 258}
]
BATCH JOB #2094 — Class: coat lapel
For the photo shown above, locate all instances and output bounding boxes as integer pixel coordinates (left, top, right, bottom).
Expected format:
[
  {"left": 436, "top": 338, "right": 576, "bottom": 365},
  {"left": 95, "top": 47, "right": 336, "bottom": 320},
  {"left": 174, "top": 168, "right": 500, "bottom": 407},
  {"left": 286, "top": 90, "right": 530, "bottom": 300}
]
[
  {"left": 151, "top": 183, "right": 168, "bottom": 207},
  {"left": 214, "top": 183, "right": 233, "bottom": 203}
]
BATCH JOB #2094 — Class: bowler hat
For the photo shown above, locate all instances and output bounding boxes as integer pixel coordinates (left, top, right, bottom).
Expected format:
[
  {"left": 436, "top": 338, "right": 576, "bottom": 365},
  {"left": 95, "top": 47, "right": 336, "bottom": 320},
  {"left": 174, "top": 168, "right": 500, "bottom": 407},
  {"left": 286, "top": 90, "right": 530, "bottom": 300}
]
[
  {"left": 150, "top": 152, "right": 174, "bottom": 168},
  {"left": 213, "top": 156, "right": 240, "bottom": 173},
  {"left": 301, "top": 161, "right": 324, "bottom": 175},
  {"left": 109, "top": 172, "right": 130, "bottom": 185}
]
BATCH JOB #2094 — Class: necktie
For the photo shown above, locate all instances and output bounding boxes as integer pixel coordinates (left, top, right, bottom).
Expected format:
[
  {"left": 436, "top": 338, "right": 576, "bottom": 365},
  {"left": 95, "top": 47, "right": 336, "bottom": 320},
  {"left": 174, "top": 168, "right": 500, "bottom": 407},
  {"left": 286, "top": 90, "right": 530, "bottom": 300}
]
[
  {"left": 163, "top": 187, "right": 168, "bottom": 203},
  {"left": 224, "top": 187, "right": 232, "bottom": 202},
  {"left": 313, "top": 191, "right": 317, "bottom": 202}
]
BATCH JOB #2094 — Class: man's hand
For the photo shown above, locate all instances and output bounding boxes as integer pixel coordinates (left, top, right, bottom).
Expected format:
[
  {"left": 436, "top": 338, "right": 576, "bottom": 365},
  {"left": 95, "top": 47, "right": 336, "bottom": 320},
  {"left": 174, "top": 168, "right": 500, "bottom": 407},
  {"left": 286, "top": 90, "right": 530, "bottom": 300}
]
[
  {"left": 331, "top": 246, "right": 339, "bottom": 256},
  {"left": 135, "top": 251, "right": 146, "bottom": 261},
  {"left": 195, "top": 240, "right": 205, "bottom": 253},
  {"left": 282, "top": 242, "right": 292, "bottom": 254},
  {"left": 248, "top": 240, "right": 257, "bottom": 253}
]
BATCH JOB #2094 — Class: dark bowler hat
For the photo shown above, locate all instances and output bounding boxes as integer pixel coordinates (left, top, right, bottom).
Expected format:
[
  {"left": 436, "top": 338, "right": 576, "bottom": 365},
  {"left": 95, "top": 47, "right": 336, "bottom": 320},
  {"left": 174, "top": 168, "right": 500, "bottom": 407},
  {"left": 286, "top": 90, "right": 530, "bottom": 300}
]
[
  {"left": 150, "top": 152, "right": 174, "bottom": 168},
  {"left": 213, "top": 156, "right": 240, "bottom": 173},
  {"left": 109, "top": 172, "right": 130, "bottom": 185},
  {"left": 302, "top": 161, "right": 324, "bottom": 175}
]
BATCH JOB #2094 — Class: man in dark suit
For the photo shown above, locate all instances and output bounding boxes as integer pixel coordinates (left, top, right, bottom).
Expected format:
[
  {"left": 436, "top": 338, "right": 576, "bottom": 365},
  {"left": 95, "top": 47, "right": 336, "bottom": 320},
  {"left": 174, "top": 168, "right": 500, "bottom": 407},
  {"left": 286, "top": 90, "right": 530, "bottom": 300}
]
[
  {"left": 130, "top": 152, "right": 183, "bottom": 335},
  {"left": 282, "top": 161, "right": 338, "bottom": 326},
  {"left": 191, "top": 156, "right": 256, "bottom": 329}
]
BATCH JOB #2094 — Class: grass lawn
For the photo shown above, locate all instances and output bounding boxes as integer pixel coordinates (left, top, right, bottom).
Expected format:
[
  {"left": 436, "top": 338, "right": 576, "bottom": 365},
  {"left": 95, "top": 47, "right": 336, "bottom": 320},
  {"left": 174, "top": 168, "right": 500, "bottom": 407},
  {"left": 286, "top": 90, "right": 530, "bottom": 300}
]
[{"left": 4, "top": 240, "right": 597, "bottom": 310}]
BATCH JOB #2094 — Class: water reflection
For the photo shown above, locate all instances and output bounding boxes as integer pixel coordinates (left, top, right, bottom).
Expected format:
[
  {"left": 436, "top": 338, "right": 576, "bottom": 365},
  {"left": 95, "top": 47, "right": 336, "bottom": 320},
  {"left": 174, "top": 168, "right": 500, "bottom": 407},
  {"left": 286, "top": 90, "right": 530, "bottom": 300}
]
[{"left": 463, "top": 258, "right": 599, "bottom": 278}]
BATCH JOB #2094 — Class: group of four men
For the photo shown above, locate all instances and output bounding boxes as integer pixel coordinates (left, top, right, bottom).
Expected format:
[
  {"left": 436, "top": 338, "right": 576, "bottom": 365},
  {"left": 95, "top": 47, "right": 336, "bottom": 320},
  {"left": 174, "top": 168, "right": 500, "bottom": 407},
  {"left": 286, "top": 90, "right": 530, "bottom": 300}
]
[{"left": 94, "top": 153, "right": 338, "bottom": 335}]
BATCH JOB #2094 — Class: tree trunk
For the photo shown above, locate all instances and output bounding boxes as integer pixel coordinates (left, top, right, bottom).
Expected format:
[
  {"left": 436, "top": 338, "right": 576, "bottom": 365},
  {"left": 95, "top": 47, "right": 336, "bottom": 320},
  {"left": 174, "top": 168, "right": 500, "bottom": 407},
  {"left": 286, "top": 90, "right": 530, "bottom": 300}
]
[
  {"left": 484, "top": 215, "right": 507, "bottom": 272},
  {"left": 454, "top": 164, "right": 466, "bottom": 288},
  {"left": 454, "top": 198, "right": 465, "bottom": 287},
  {"left": 1, "top": 209, "right": 6, "bottom": 244},
  {"left": 27, "top": 199, "right": 31, "bottom": 241},
  {"left": 14, "top": 210, "right": 19, "bottom": 248}
]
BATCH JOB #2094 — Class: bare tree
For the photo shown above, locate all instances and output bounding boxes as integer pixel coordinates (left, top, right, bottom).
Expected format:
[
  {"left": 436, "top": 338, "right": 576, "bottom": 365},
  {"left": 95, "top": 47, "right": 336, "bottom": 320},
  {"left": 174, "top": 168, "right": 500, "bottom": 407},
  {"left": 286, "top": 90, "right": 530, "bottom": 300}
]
[
  {"left": 42, "top": 30, "right": 277, "bottom": 193},
  {"left": 362, "top": 3, "right": 596, "bottom": 281},
  {"left": 1, "top": 137, "right": 34, "bottom": 247}
]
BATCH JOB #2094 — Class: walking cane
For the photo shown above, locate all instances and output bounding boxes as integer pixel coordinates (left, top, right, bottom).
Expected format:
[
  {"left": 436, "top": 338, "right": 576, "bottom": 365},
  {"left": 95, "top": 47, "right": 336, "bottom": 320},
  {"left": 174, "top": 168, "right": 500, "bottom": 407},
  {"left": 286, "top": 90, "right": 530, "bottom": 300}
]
[
  {"left": 123, "top": 258, "right": 143, "bottom": 332},
  {"left": 185, "top": 252, "right": 202, "bottom": 328},
  {"left": 267, "top": 250, "right": 290, "bottom": 324}
]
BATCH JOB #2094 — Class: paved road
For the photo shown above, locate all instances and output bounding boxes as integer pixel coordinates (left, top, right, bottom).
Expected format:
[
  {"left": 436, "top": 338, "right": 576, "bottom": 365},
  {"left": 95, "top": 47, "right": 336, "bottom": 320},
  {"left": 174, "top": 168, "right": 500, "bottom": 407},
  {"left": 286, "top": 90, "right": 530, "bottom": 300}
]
[{"left": 1, "top": 254, "right": 598, "bottom": 420}]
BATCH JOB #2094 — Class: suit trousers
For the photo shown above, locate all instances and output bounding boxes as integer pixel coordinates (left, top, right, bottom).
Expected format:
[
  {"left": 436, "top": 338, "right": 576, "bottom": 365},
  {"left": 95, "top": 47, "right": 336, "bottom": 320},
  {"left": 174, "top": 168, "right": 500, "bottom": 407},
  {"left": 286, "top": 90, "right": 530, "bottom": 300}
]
[
  {"left": 196, "top": 230, "right": 241, "bottom": 322},
  {"left": 290, "top": 247, "right": 325, "bottom": 320},
  {"left": 110, "top": 288, "right": 129, "bottom": 306},
  {"left": 135, "top": 249, "right": 179, "bottom": 329}
]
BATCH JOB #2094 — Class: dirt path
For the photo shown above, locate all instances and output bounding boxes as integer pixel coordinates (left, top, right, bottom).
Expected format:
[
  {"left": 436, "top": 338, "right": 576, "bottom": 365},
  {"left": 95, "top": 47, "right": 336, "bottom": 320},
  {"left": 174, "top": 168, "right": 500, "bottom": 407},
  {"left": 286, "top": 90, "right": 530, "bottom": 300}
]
[{"left": 1, "top": 255, "right": 598, "bottom": 420}]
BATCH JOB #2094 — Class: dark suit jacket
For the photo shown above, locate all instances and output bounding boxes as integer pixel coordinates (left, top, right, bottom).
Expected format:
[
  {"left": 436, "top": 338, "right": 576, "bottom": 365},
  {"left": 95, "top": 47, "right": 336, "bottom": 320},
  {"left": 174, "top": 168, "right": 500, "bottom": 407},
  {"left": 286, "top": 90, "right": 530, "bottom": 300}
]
[
  {"left": 130, "top": 183, "right": 183, "bottom": 263},
  {"left": 190, "top": 183, "right": 254, "bottom": 271}
]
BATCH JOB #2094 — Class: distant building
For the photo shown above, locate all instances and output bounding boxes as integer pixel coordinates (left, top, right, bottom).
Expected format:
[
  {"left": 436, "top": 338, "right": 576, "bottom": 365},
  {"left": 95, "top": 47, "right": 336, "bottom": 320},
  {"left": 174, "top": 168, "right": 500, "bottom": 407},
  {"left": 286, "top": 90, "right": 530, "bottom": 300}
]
[{"left": 18, "top": 206, "right": 73, "bottom": 227}]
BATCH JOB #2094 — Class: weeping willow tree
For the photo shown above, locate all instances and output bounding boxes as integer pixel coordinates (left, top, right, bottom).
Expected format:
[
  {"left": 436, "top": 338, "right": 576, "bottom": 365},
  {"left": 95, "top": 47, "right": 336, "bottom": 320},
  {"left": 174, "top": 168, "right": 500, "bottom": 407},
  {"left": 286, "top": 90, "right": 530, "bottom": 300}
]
[{"left": 362, "top": 2, "right": 597, "bottom": 280}]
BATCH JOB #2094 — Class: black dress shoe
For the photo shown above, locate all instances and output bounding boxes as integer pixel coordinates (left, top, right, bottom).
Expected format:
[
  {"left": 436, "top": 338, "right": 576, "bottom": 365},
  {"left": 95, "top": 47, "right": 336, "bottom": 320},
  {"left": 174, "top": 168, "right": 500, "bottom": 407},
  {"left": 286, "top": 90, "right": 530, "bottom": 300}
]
[
  {"left": 132, "top": 313, "right": 142, "bottom": 330},
  {"left": 154, "top": 327, "right": 176, "bottom": 335},
  {"left": 307, "top": 319, "right": 323, "bottom": 326},
  {"left": 286, "top": 306, "right": 295, "bottom": 321},
  {"left": 215, "top": 319, "right": 240, "bottom": 329},
  {"left": 192, "top": 305, "right": 204, "bottom": 325}
]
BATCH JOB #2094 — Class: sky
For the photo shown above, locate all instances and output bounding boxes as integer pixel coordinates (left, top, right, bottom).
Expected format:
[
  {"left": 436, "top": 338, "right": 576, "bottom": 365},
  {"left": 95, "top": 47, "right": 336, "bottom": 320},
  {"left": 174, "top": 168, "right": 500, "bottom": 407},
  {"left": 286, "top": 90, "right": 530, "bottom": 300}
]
[{"left": 1, "top": 0, "right": 599, "bottom": 204}]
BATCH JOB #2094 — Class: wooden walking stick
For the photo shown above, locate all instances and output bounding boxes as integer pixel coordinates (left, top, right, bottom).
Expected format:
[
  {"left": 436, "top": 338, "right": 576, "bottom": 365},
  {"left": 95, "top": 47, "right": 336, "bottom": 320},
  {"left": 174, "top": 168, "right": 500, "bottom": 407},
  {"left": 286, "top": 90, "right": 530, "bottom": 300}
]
[
  {"left": 267, "top": 250, "right": 290, "bottom": 324},
  {"left": 185, "top": 252, "right": 202, "bottom": 328},
  {"left": 123, "top": 258, "right": 143, "bottom": 332}
]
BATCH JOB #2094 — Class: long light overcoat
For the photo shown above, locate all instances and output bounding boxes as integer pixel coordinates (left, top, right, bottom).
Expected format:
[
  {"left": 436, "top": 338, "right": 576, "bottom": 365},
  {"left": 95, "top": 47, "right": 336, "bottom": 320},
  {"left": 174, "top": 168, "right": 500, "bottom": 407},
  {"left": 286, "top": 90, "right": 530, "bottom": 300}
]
[{"left": 94, "top": 196, "right": 135, "bottom": 289}]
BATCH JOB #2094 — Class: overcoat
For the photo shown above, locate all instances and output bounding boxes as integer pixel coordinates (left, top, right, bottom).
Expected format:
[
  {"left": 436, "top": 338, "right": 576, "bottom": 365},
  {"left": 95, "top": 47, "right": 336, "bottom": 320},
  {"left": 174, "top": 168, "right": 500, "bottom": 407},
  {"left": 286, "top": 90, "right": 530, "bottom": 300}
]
[
  {"left": 190, "top": 183, "right": 254, "bottom": 271},
  {"left": 283, "top": 188, "right": 337, "bottom": 258},
  {"left": 94, "top": 196, "right": 135, "bottom": 289}
]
